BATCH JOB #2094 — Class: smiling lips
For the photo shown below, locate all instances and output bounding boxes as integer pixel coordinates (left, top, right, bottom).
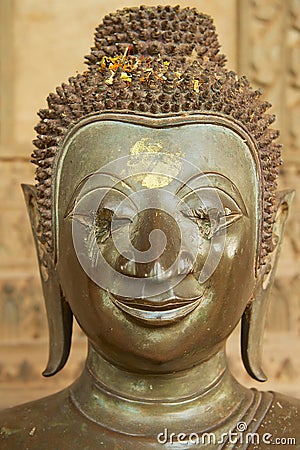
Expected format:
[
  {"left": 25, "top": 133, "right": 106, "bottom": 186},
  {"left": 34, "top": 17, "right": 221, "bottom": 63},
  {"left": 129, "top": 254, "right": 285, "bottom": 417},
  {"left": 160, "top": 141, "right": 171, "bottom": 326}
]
[
  {"left": 110, "top": 275, "right": 205, "bottom": 325},
  {"left": 112, "top": 296, "right": 202, "bottom": 324}
]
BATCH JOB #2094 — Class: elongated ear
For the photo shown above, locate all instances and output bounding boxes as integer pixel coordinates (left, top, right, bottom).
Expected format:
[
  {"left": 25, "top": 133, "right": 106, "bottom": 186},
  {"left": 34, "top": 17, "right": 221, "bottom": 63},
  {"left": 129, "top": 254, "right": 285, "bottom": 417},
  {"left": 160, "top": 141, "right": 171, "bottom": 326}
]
[
  {"left": 22, "top": 184, "right": 73, "bottom": 376},
  {"left": 241, "top": 189, "right": 294, "bottom": 381}
]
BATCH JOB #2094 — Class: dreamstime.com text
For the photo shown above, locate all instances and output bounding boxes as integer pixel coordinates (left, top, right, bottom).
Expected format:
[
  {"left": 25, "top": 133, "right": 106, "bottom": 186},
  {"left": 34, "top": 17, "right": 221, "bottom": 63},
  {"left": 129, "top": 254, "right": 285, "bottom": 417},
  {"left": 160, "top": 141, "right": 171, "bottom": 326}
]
[{"left": 157, "top": 423, "right": 297, "bottom": 446}]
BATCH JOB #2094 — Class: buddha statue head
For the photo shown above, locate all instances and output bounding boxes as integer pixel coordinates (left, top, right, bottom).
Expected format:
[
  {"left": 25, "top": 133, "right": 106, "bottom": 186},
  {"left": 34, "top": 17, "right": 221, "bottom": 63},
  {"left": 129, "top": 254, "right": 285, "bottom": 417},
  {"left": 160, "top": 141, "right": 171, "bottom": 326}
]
[{"left": 23, "top": 5, "right": 292, "bottom": 383}]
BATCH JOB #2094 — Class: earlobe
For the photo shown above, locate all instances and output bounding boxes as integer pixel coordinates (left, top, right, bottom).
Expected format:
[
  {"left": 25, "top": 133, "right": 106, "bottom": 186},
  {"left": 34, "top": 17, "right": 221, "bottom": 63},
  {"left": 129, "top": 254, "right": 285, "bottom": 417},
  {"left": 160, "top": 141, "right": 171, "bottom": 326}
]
[
  {"left": 22, "top": 184, "right": 73, "bottom": 376},
  {"left": 241, "top": 189, "right": 295, "bottom": 381}
]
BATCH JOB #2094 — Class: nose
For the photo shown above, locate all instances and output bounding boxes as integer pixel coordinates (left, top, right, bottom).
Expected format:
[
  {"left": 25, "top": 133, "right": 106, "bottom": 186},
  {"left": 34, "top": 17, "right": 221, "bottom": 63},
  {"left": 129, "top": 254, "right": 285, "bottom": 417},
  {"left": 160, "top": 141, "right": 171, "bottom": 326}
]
[{"left": 115, "top": 208, "right": 194, "bottom": 280}]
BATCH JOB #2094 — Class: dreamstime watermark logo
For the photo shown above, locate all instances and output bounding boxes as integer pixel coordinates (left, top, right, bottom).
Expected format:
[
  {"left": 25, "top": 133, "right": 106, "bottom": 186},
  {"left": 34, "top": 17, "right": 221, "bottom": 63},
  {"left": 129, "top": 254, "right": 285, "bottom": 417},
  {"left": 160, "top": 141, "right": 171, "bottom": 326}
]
[
  {"left": 69, "top": 152, "right": 229, "bottom": 297},
  {"left": 157, "top": 423, "right": 297, "bottom": 447}
]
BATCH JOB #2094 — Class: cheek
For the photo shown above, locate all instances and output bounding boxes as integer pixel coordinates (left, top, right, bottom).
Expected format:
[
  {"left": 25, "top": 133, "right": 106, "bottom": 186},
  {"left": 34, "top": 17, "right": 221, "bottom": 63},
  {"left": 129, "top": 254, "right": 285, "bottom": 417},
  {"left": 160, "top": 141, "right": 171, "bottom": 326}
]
[
  {"left": 211, "top": 221, "right": 256, "bottom": 317},
  {"left": 193, "top": 220, "right": 256, "bottom": 320},
  {"left": 193, "top": 218, "right": 255, "bottom": 279}
]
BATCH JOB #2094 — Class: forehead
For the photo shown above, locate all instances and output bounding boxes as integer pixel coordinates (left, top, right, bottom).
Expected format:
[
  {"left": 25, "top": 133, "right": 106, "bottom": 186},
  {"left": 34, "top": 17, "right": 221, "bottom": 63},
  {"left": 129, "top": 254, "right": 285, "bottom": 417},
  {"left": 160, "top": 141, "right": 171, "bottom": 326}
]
[{"left": 54, "top": 114, "right": 261, "bottom": 252}]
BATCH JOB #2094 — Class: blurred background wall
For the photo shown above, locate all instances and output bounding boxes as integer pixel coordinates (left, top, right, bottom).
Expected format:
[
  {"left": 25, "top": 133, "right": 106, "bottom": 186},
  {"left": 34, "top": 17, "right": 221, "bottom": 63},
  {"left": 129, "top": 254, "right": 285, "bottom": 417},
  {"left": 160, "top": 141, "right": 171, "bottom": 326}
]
[{"left": 0, "top": 0, "right": 299, "bottom": 409}]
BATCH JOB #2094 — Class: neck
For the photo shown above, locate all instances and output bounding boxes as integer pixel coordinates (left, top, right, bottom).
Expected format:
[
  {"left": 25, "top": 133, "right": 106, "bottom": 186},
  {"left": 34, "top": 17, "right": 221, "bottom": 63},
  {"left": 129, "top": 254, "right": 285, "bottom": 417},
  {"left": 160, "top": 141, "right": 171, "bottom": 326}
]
[
  {"left": 70, "top": 342, "right": 254, "bottom": 438},
  {"left": 71, "top": 344, "right": 253, "bottom": 437}
]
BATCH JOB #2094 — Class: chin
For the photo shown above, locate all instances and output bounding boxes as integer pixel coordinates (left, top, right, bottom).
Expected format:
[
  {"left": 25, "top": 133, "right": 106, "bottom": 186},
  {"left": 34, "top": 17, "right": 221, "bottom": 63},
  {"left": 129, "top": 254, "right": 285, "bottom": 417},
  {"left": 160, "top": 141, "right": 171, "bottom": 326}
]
[{"left": 92, "top": 312, "right": 224, "bottom": 371}]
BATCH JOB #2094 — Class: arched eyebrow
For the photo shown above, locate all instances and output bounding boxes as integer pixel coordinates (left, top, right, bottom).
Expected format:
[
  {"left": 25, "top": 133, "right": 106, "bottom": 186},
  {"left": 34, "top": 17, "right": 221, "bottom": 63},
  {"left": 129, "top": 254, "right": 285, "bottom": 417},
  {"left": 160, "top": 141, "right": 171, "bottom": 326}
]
[
  {"left": 64, "top": 171, "right": 135, "bottom": 219},
  {"left": 65, "top": 170, "right": 248, "bottom": 219},
  {"left": 80, "top": 171, "right": 134, "bottom": 193},
  {"left": 175, "top": 172, "right": 248, "bottom": 217}
]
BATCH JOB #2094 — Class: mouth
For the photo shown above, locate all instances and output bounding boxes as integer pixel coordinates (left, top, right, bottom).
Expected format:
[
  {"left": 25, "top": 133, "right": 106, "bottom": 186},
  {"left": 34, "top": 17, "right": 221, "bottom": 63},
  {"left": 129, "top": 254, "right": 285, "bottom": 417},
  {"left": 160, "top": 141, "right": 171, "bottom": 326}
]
[
  {"left": 111, "top": 296, "right": 202, "bottom": 325},
  {"left": 109, "top": 276, "right": 205, "bottom": 325}
]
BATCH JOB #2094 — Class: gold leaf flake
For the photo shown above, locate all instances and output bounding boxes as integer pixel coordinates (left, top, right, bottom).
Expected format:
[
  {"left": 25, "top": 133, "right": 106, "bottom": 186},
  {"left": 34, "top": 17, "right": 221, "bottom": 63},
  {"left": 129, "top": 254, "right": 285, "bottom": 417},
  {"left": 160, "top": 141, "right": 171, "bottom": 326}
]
[
  {"left": 105, "top": 71, "right": 115, "bottom": 85},
  {"left": 193, "top": 79, "right": 200, "bottom": 93},
  {"left": 128, "top": 138, "right": 184, "bottom": 189},
  {"left": 120, "top": 72, "right": 132, "bottom": 82}
]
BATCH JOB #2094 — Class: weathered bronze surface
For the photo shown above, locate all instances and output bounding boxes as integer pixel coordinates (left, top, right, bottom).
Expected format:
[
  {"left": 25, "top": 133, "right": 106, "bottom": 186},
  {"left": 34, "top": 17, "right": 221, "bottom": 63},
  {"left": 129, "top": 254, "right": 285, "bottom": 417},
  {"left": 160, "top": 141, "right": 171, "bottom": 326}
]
[{"left": 0, "top": 5, "right": 299, "bottom": 449}]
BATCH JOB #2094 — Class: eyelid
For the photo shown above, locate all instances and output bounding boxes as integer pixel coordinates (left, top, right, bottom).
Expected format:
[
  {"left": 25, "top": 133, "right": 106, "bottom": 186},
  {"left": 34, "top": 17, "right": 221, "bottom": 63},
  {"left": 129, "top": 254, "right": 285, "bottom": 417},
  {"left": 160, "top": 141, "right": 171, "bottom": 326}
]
[
  {"left": 107, "top": 214, "right": 133, "bottom": 226},
  {"left": 112, "top": 215, "right": 133, "bottom": 222},
  {"left": 180, "top": 186, "right": 247, "bottom": 217},
  {"left": 110, "top": 216, "right": 133, "bottom": 232},
  {"left": 64, "top": 186, "right": 137, "bottom": 220},
  {"left": 182, "top": 206, "right": 243, "bottom": 239},
  {"left": 176, "top": 173, "right": 248, "bottom": 218},
  {"left": 64, "top": 171, "right": 135, "bottom": 220}
]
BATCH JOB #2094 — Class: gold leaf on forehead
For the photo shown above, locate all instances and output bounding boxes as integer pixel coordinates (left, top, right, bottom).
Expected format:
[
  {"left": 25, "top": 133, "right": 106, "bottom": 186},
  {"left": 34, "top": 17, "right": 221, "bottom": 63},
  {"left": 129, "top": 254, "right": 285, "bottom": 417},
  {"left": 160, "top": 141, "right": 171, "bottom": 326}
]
[{"left": 127, "top": 138, "right": 184, "bottom": 189}]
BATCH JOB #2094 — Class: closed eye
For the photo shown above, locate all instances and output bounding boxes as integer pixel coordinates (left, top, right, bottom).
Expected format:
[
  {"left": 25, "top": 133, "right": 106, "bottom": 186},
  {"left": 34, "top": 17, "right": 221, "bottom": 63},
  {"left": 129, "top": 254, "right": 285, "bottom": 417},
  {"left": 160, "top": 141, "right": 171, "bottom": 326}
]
[
  {"left": 182, "top": 206, "right": 242, "bottom": 239},
  {"left": 111, "top": 216, "right": 133, "bottom": 231},
  {"left": 95, "top": 208, "right": 133, "bottom": 245}
]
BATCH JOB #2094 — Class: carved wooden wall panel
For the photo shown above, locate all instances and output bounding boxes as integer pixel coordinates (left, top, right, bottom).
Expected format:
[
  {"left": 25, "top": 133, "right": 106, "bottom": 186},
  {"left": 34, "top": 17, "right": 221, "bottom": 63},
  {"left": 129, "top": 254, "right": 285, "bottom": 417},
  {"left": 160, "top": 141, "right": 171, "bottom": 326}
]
[{"left": 0, "top": 0, "right": 299, "bottom": 408}]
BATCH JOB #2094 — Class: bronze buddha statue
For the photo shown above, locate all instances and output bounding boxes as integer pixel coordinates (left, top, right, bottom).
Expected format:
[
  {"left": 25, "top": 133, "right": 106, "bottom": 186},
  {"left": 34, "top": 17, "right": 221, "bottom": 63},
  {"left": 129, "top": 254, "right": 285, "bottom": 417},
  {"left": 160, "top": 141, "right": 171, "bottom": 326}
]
[{"left": 0, "top": 5, "right": 299, "bottom": 449}]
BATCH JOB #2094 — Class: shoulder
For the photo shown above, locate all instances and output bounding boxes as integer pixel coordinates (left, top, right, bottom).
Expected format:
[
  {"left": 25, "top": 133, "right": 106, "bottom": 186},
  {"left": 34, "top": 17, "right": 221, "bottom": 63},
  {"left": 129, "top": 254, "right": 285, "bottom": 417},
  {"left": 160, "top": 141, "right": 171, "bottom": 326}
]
[
  {"left": 0, "top": 388, "right": 91, "bottom": 449},
  {"left": 0, "top": 391, "right": 149, "bottom": 449},
  {"left": 250, "top": 391, "right": 300, "bottom": 448},
  {"left": 0, "top": 387, "right": 71, "bottom": 425}
]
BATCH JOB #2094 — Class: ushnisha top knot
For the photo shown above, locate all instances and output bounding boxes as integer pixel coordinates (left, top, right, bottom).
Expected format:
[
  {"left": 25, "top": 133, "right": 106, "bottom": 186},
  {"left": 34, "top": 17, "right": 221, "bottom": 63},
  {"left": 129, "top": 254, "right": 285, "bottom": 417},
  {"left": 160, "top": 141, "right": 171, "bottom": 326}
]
[
  {"left": 86, "top": 5, "right": 226, "bottom": 70},
  {"left": 32, "top": 5, "right": 281, "bottom": 266}
]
